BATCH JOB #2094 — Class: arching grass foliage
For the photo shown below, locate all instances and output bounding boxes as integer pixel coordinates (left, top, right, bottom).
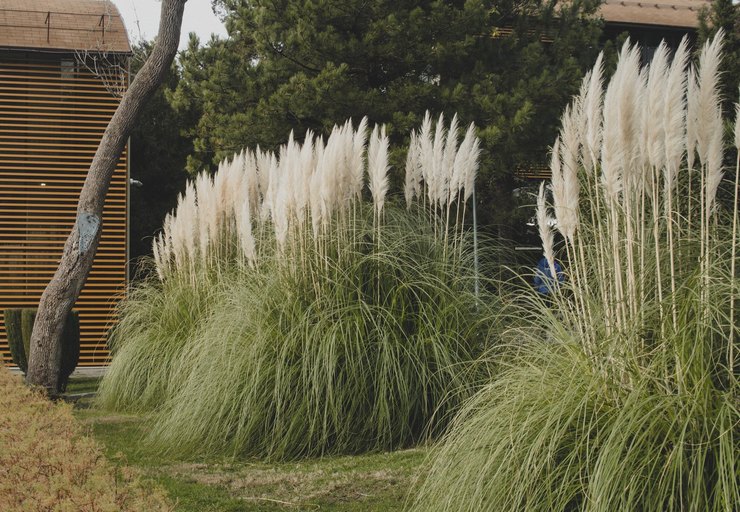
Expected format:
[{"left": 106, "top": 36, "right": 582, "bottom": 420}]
[{"left": 98, "top": 115, "right": 506, "bottom": 460}]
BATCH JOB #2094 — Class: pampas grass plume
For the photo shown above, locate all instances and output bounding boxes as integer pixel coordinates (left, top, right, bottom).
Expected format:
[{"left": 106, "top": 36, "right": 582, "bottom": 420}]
[
  {"left": 646, "top": 42, "right": 669, "bottom": 171},
  {"left": 663, "top": 38, "right": 689, "bottom": 192},
  {"left": 368, "top": 124, "right": 390, "bottom": 215},
  {"left": 351, "top": 117, "right": 368, "bottom": 200},
  {"left": 405, "top": 131, "right": 421, "bottom": 208},
  {"left": 558, "top": 103, "right": 581, "bottom": 240},
  {"left": 462, "top": 124, "right": 480, "bottom": 203},
  {"left": 537, "top": 181, "right": 556, "bottom": 277},
  {"left": 584, "top": 53, "right": 604, "bottom": 173},
  {"left": 696, "top": 30, "right": 724, "bottom": 168},
  {"left": 431, "top": 113, "right": 446, "bottom": 206}
]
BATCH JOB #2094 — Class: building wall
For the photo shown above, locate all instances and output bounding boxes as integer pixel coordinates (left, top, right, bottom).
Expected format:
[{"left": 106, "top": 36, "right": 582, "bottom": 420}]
[{"left": 0, "top": 50, "right": 127, "bottom": 366}]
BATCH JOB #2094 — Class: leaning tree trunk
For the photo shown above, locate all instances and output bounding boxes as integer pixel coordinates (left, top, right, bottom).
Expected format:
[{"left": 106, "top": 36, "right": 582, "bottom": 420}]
[{"left": 26, "top": 0, "right": 188, "bottom": 395}]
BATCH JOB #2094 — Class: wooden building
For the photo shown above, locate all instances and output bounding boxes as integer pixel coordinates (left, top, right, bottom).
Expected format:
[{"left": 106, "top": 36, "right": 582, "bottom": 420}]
[
  {"left": 515, "top": 0, "right": 712, "bottom": 180},
  {"left": 600, "top": 0, "right": 711, "bottom": 46},
  {"left": 0, "top": 0, "right": 130, "bottom": 366}
]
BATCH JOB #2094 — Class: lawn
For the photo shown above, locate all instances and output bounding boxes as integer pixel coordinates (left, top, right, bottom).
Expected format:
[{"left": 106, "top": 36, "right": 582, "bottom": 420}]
[{"left": 71, "top": 377, "right": 426, "bottom": 511}]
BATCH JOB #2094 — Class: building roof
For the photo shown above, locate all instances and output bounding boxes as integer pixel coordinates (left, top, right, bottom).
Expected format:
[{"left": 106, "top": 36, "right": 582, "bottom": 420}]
[
  {"left": 0, "top": 0, "right": 130, "bottom": 54},
  {"left": 599, "top": 0, "right": 713, "bottom": 29}
]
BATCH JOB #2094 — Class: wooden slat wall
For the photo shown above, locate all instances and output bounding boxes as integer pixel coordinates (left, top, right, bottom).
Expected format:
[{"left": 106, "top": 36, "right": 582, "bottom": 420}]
[{"left": 0, "top": 52, "right": 127, "bottom": 366}]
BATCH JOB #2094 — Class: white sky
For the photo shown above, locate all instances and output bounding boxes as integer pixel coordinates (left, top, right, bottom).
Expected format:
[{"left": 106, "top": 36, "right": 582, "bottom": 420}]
[{"left": 115, "top": 0, "right": 228, "bottom": 50}]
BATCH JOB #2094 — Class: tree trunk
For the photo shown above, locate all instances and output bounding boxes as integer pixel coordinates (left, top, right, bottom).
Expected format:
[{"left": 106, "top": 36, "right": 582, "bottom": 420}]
[{"left": 26, "top": 0, "right": 188, "bottom": 395}]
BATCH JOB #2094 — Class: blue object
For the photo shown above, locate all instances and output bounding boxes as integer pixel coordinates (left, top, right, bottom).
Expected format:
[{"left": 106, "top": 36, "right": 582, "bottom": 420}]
[{"left": 533, "top": 257, "right": 564, "bottom": 294}]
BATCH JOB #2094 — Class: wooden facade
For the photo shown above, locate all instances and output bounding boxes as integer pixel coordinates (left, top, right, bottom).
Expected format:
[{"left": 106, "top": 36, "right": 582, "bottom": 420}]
[{"left": 0, "top": 0, "right": 130, "bottom": 366}]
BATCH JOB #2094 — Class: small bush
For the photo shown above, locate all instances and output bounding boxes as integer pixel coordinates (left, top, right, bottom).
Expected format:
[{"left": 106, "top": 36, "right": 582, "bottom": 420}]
[
  {"left": 4, "top": 308, "right": 80, "bottom": 390},
  {"left": 4, "top": 309, "right": 25, "bottom": 371},
  {"left": 99, "top": 115, "right": 507, "bottom": 459},
  {"left": 0, "top": 366, "right": 172, "bottom": 511}
]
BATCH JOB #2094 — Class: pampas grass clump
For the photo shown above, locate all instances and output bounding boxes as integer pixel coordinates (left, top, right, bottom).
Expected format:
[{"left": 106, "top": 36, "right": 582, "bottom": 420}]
[
  {"left": 412, "top": 34, "right": 739, "bottom": 511},
  {"left": 98, "top": 114, "right": 503, "bottom": 459}
]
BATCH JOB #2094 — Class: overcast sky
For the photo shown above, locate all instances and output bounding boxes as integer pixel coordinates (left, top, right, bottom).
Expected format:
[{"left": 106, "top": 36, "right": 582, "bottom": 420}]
[{"left": 115, "top": 0, "right": 228, "bottom": 50}]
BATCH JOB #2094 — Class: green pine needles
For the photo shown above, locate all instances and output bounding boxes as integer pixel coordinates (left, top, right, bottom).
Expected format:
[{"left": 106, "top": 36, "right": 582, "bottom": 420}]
[
  {"left": 412, "top": 34, "right": 739, "bottom": 511},
  {"left": 98, "top": 114, "right": 503, "bottom": 459}
]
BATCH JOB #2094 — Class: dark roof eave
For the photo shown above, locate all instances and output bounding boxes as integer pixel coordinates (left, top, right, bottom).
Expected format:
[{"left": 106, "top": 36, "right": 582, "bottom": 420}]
[
  {"left": 0, "top": 45, "right": 132, "bottom": 56},
  {"left": 604, "top": 21, "right": 698, "bottom": 32}
]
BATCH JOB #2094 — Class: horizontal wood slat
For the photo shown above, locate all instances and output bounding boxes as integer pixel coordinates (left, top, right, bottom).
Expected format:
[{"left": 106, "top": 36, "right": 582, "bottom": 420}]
[{"left": 0, "top": 51, "right": 127, "bottom": 367}]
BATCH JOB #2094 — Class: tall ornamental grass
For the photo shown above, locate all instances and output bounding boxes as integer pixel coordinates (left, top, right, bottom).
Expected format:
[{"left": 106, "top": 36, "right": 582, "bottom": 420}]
[
  {"left": 98, "top": 114, "right": 504, "bottom": 459},
  {"left": 0, "top": 368, "right": 171, "bottom": 511},
  {"left": 412, "top": 34, "right": 739, "bottom": 512}
]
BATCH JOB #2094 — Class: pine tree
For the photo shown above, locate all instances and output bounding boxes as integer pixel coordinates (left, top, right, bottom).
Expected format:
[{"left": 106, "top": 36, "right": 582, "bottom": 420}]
[{"left": 172, "top": 0, "right": 602, "bottom": 233}]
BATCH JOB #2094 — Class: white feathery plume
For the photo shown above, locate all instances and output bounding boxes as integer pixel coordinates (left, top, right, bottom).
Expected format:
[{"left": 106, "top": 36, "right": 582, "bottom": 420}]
[
  {"left": 572, "top": 70, "right": 593, "bottom": 169},
  {"left": 213, "top": 159, "right": 231, "bottom": 230},
  {"left": 237, "top": 192, "right": 256, "bottom": 267},
  {"left": 283, "top": 132, "right": 301, "bottom": 222},
  {"left": 638, "top": 66, "right": 650, "bottom": 179},
  {"left": 558, "top": 103, "right": 581, "bottom": 240},
  {"left": 330, "top": 123, "right": 351, "bottom": 208},
  {"left": 152, "top": 233, "right": 166, "bottom": 280},
  {"left": 309, "top": 136, "right": 325, "bottom": 235},
  {"left": 261, "top": 153, "right": 280, "bottom": 221},
  {"left": 600, "top": 43, "right": 631, "bottom": 201},
  {"left": 228, "top": 153, "right": 247, "bottom": 228},
  {"left": 431, "top": 113, "right": 446, "bottom": 206},
  {"left": 461, "top": 129, "right": 480, "bottom": 203},
  {"left": 295, "top": 130, "right": 314, "bottom": 224},
  {"left": 340, "top": 122, "right": 357, "bottom": 208},
  {"left": 310, "top": 163, "right": 323, "bottom": 237},
  {"left": 559, "top": 102, "right": 580, "bottom": 180},
  {"left": 646, "top": 42, "right": 669, "bottom": 171},
  {"left": 243, "top": 149, "right": 261, "bottom": 217},
  {"left": 537, "top": 181, "right": 557, "bottom": 278},
  {"left": 159, "top": 215, "right": 173, "bottom": 273},
  {"left": 686, "top": 68, "right": 699, "bottom": 172},
  {"left": 350, "top": 117, "right": 368, "bottom": 200},
  {"left": 550, "top": 136, "right": 565, "bottom": 222},
  {"left": 405, "top": 131, "right": 421, "bottom": 208},
  {"left": 705, "top": 109, "right": 724, "bottom": 214},
  {"left": 172, "top": 182, "right": 198, "bottom": 268},
  {"left": 583, "top": 52, "right": 605, "bottom": 173},
  {"left": 319, "top": 131, "right": 339, "bottom": 223},
  {"left": 600, "top": 40, "right": 641, "bottom": 198},
  {"left": 450, "top": 123, "right": 474, "bottom": 202},
  {"left": 368, "top": 124, "right": 390, "bottom": 215},
  {"left": 255, "top": 146, "right": 272, "bottom": 203},
  {"left": 419, "top": 111, "right": 434, "bottom": 202},
  {"left": 271, "top": 143, "right": 293, "bottom": 252},
  {"left": 696, "top": 31, "right": 725, "bottom": 213},
  {"left": 441, "top": 114, "right": 459, "bottom": 208},
  {"left": 194, "top": 172, "right": 212, "bottom": 258},
  {"left": 279, "top": 135, "right": 298, "bottom": 221},
  {"left": 696, "top": 29, "right": 724, "bottom": 169},
  {"left": 616, "top": 41, "right": 643, "bottom": 195},
  {"left": 663, "top": 37, "right": 689, "bottom": 194}
]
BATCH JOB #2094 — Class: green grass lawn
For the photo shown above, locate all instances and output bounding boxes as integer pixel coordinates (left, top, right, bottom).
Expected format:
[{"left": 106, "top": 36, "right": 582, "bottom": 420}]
[
  {"left": 65, "top": 376, "right": 101, "bottom": 394},
  {"left": 70, "top": 377, "right": 427, "bottom": 511}
]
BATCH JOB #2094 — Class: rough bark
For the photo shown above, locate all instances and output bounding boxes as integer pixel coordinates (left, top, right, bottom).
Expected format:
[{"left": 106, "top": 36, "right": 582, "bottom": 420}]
[{"left": 26, "top": 0, "right": 188, "bottom": 395}]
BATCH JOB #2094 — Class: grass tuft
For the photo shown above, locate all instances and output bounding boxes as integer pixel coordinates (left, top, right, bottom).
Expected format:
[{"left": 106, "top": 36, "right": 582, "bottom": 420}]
[
  {"left": 99, "top": 205, "right": 504, "bottom": 460},
  {"left": 411, "top": 35, "right": 739, "bottom": 512}
]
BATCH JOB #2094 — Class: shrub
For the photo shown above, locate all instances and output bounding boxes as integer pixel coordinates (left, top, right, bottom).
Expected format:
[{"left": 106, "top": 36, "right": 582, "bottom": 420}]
[
  {"left": 99, "top": 114, "right": 506, "bottom": 459},
  {"left": 0, "top": 367, "right": 172, "bottom": 511},
  {"left": 411, "top": 35, "right": 739, "bottom": 511},
  {"left": 4, "top": 309, "right": 80, "bottom": 389},
  {"left": 4, "top": 309, "right": 24, "bottom": 371}
]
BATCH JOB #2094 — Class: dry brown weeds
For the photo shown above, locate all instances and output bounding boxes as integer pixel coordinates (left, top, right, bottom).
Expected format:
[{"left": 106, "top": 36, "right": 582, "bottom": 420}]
[{"left": 0, "top": 366, "right": 172, "bottom": 511}]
